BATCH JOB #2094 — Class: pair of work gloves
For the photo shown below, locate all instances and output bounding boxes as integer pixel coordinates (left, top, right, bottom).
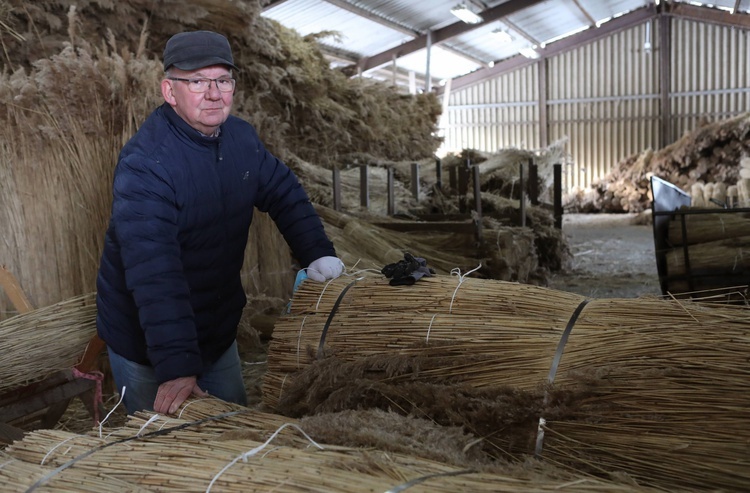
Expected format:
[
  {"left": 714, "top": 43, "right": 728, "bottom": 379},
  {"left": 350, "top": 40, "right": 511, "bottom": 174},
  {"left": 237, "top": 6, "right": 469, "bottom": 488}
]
[{"left": 306, "top": 256, "right": 345, "bottom": 282}]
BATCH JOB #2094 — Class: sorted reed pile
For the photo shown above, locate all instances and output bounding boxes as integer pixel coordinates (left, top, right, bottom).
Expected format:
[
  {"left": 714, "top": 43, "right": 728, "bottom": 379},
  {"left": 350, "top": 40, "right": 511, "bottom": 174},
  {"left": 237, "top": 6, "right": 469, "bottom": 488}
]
[
  {"left": 2, "top": 399, "right": 663, "bottom": 492},
  {"left": 0, "top": 293, "right": 96, "bottom": 394},
  {"left": 263, "top": 275, "right": 750, "bottom": 491},
  {"left": 569, "top": 112, "right": 750, "bottom": 212}
]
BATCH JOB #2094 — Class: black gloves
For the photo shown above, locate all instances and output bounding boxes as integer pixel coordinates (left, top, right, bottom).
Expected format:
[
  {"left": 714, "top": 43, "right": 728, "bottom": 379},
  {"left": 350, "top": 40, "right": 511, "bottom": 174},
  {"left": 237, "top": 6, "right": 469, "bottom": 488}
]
[{"left": 381, "top": 252, "right": 435, "bottom": 286}]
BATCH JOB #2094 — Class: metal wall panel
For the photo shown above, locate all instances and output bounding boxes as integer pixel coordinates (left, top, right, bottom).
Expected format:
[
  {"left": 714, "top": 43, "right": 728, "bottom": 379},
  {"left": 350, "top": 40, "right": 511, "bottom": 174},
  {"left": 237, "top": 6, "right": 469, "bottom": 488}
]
[
  {"left": 441, "top": 64, "right": 539, "bottom": 155},
  {"left": 670, "top": 17, "right": 750, "bottom": 138},
  {"left": 442, "top": 16, "right": 749, "bottom": 194}
]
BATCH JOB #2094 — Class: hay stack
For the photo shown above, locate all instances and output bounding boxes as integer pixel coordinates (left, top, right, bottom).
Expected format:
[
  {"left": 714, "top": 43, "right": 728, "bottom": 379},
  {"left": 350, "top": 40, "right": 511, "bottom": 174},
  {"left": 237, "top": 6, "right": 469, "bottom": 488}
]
[
  {"left": 1, "top": 399, "right": 663, "bottom": 492},
  {"left": 263, "top": 275, "right": 750, "bottom": 491}
]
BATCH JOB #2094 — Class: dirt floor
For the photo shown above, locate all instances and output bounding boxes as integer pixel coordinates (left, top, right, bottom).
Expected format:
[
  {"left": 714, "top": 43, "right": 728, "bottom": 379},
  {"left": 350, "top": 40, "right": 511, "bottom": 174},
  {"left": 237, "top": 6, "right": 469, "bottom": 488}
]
[{"left": 547, "top": 212, "right": 661, "bottom": 299}]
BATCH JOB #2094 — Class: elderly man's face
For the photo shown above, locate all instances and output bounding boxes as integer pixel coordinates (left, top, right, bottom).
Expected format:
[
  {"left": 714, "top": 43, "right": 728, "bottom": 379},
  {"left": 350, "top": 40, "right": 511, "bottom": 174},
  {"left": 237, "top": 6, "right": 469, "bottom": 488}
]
[{"left": 161, "top": 65, "right": 233, "bottom": 135}]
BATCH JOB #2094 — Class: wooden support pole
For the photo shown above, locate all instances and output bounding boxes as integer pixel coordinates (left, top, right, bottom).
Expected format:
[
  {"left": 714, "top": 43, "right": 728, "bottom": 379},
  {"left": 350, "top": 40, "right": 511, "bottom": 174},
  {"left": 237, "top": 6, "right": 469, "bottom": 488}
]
[
  {"left": 528, "top": 158, "right": 539, "bottom": 206},
  {"left": 435, "top": 156, "right": 442, "bottom": 190},
  {"left": 0, "top": 265, "right": 34, "bottom": 313},
  {"left": 519, "top": 161, "right": 526, "bottom": 228},
  {"left": 449, "top": 165, "right": 457, "bottom": 191},
  {"left": 332, "top": 168, "right": 342, "bottom": 212},
  {"left": 410, "top": 162, "right": 420, "bottom": 200},
  {"left": 458, "top": 161, "right": 470, "bottom": 213},
  {"left": 554, "top": 163, "right": 563, "bottom": 229},
  {"left": 387, "top": 168, "right": 396, "bottom": 216},
  {"left": 359, "top": 165, "right": 369, "bottom": 209},
  {"left": 473, "top": 164, "right": 483, "bottom": 243}
]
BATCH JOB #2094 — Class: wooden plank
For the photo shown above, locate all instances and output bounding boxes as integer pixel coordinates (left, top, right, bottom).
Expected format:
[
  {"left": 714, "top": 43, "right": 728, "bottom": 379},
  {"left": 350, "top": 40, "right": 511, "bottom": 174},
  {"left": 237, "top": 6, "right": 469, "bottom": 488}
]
[
  {"left": 0, "top": 265, "right": 34, "bottom": 313},
  {"left": 0, "top": 421, "right": 24, "bottom": 444},
  {"left": 0, "top": 374, "right": 94, "bottom": 423}
]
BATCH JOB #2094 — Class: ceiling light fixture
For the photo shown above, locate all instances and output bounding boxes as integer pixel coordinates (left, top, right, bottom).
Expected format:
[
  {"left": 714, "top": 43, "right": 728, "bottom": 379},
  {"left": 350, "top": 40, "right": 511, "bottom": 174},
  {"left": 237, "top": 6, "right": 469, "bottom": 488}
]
[
  {"left": 491, "top": 28, "right": 513, "bottom": 44},
  {"left": 450, "top": 4, "right": 483, "bottom": 24}
]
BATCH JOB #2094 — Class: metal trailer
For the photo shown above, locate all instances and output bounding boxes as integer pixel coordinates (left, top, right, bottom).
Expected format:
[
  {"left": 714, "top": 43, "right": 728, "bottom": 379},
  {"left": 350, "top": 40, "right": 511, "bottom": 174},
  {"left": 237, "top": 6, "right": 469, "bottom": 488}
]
[{"left": 650, "top": 176, "right": 750, "bottom": 301}]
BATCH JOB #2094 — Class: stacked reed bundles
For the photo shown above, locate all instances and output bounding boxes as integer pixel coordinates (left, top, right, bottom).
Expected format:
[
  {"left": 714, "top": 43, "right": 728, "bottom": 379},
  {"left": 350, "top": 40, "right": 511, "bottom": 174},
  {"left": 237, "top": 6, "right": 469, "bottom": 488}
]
[
  {"left": 0, "top": 293, "right": 96, "bottom": 394},
  {"left": 665, "top": 235, "right": 750, "bottom": 277},
  {"left": 2, "top": 399, "right": 661, "bottom": 493},
  {"left": 263, "top": 275, "right": 750, "bottom": 491},
  {"left": 315, "top": 204, "right": 539, "bottom": 282}
]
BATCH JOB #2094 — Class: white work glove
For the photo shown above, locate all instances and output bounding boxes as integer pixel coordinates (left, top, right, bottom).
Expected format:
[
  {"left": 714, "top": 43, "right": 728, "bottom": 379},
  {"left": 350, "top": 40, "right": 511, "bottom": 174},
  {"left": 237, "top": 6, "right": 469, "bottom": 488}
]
[{"left": 306, "top": 256, "right": 345, "bottom": 282}]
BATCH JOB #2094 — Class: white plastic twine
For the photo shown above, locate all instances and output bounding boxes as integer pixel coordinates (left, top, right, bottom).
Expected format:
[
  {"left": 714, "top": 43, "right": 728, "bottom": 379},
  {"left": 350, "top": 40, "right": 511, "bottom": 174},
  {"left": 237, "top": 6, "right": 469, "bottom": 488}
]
[
  {"left": 206, "top": 423, "right": 324, "bottom": 492},
  {"left": 296, "top": 315, "right": 308, "bottom": 369},
  {"left": 98, "top": 386, "right": 126, "bottom": 438},
  {"left": 426, "top": 314, "right": 438, "bottom": 343},
  {"left": 448, "top": 264, "right": 482, "bottom": 314}
]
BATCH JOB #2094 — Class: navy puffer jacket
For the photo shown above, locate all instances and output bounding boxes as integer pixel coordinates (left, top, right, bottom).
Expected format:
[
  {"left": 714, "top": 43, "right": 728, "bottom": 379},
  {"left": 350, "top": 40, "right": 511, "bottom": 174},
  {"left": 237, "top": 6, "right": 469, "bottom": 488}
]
[{"left": 96, "top": 103, "right": 335, "bottom": 384}]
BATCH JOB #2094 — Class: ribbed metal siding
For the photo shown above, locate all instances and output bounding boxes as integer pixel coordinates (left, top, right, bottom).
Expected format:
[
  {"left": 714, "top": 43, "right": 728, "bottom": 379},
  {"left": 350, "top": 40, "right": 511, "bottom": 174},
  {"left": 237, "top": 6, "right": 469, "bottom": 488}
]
[
  {"left": 547, "top": 22, "right": 660, "bottom": 191},
  {"left": 443, "top": 17, "right": 750, "bottom": 193},
  {"left": 442, "top": 65, "right": 539, "bottom": 155},
  {"left": 670, "top": 17, "right": 750, "bottom": 138}
]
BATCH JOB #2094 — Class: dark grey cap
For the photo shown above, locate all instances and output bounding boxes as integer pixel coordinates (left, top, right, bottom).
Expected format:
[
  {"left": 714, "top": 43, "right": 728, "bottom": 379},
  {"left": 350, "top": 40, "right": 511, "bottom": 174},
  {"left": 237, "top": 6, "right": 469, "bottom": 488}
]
[{"left": 163, "top": 31, "right": 238, "bottom": 71}]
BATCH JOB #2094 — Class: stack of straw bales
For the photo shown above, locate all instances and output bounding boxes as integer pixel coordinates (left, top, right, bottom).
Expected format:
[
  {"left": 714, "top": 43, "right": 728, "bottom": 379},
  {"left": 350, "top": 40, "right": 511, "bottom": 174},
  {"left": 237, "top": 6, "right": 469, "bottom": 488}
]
[
  {"left": 263, "top": 275, "right": 750, "bottom": 491},
  {"left": 1, "top": 399, "right": 664, "bottom": 492}
]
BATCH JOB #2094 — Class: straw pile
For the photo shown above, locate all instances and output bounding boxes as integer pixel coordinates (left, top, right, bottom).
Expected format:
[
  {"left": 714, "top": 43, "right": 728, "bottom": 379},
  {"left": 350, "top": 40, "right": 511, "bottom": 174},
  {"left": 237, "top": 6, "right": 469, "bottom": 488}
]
[
  {"left": 0, "top": 293, "right": 96, "bottom": 394},
  {"left": 315, "top": 205, "right": 542, "bottom": 283},
  {"left": 262, "top": 275, "right": 750, "bottom": 491},
  {"left": 568, "top": 112, "right": 750, "bottom": 212},
  {"left": 1, "top": 399, "right": 664, "bottom": 492}
]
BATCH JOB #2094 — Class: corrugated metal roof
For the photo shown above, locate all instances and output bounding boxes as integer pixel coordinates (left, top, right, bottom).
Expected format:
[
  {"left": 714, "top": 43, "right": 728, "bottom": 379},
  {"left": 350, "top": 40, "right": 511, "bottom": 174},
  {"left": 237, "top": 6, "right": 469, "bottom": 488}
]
[{"left": 261, "top": 0, "right": 748, "bottom": 89}]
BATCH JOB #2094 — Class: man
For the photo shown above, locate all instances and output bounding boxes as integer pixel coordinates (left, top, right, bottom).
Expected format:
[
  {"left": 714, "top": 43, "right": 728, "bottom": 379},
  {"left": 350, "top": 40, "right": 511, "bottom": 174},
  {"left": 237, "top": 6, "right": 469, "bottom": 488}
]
[{"left": 96, "top": 31, "right": 344, "bottom": 415}]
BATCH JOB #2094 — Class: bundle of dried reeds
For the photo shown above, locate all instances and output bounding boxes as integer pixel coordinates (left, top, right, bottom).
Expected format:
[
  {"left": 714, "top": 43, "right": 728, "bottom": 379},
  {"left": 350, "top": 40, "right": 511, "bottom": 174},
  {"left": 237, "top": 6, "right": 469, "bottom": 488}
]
[
  {"left": 2, "top": 399, "right": 663, "bottom": 492},
  {"left": 262, "top": 275, "right": 750, "bottom": 491},
  {"left": 665, "top": 235, "right": 750, "bottom": 275},
  {"left": 0, "top": 293, "right": 96, "bottom": 394},
  {"left": 667, "top": 211, "right": 750, "bottom": 245}
]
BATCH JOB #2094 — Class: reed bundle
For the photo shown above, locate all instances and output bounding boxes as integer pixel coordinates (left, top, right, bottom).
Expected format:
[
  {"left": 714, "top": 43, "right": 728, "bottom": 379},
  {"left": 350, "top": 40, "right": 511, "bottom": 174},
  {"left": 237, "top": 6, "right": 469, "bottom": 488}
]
[
  {"left": 667, "top": 211, "right": 750, "bottom": 245},
  {"left": 0, "top": 293, "right": 96, "bottom": 394},
  {"left": 262, "top": 275, "right": 750, "bottom": 491},
  {"left": 2, "top": 399, "right": 662, "bottom": 492},
  {"left": 315, "top": 204, "right": 540, "bottom": 282},
  {"left": 665, "top": 235, "right": 750, "bottom": 275}
]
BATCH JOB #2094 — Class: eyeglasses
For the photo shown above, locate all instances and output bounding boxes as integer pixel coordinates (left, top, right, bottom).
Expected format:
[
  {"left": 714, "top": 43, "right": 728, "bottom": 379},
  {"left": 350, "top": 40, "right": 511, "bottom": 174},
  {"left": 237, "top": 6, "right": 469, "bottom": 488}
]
[{"left": 168, "top": 77, "right": 236, "bottom": 93}]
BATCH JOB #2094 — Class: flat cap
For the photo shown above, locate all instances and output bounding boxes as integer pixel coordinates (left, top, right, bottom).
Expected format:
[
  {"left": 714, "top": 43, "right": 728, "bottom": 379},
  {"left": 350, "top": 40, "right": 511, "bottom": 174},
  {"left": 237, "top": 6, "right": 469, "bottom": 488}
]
[{"left": 163, "top": 31, "right": 238, "bottom": 71}]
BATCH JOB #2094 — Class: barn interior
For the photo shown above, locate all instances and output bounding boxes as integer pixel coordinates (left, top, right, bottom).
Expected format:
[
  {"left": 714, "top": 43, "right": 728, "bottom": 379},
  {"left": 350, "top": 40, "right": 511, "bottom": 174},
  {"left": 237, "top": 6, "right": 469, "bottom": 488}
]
[{"left": 1, "top": 0, "right": 749, "bottom": 491}]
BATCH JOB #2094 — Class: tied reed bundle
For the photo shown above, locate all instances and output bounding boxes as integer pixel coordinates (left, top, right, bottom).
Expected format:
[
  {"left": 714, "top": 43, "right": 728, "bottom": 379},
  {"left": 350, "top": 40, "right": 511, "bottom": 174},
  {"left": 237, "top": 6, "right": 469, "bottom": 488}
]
[
  {"left": 0, "top": 293, "right": 96, "bottom": 394},
  {"left": 2, "top": 399, "right": 663, "bottom": 492},
  {"left": 667, "top": 211, "right": 750, "bottom": 245},
  {"left": 263, "top": 275, "right": 750, "bottom": 491}
]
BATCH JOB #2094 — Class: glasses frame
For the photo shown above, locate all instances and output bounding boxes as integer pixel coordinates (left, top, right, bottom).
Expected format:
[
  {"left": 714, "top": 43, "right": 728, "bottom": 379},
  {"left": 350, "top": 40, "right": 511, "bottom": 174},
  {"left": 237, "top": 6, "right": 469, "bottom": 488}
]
[{"left": 168, "top": 77, "right": 236, "bottom": 93}]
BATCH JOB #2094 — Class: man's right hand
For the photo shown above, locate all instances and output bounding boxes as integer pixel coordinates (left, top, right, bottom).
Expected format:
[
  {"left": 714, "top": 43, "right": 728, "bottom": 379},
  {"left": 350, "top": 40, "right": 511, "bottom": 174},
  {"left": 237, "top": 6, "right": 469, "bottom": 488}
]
[{"left": 153, "top": 376, "right": 208, "bottom": 414}]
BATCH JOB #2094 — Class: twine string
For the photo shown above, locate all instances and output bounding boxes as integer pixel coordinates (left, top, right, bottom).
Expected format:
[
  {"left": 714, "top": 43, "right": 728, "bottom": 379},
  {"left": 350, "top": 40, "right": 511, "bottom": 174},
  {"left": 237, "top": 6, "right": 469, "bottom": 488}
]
[
  {"left": 384, "top": 468, "right": 475, "bottom": 493},
  {"left": 448, "top": 264, "right": 482, "bottom": 314},
  {"left": 426, "top": 314, "right": 438, "bottom": 343},
  {"left": 206, "top": 423, "right": 324, "bottom": 492},
  {"left": 316, "top": 277, "right": 363, "bottom": 359},
  {"left": 98, "top": 386, "right": 126, "bottom": 439}
]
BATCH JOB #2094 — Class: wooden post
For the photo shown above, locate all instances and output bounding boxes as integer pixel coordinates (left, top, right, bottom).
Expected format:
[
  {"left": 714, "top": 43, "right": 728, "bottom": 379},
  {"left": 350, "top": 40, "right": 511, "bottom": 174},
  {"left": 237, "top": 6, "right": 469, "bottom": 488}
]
[
  {"left": 473, "top": 164, "right": 483, "bottom": 243},
  {"left": 359, "top": 165, "right": 369, "bottom": 209},
  {"left": 332, "top": 168, "right": 342, "bottom": 212},
  {"left": 458, "top": 161, "right": 469, "bottom": 213},
  {"left": 449, "top": 165, "right": 457, "bottom": 191},
  {"left": 528, "top": 158, "right": 539, "bottom": 206},
  {"left": 0, "top": 266, "right": 34, "bottom": 314},
  {"left": 410, "top": 162, "right": 420, "bottom": 200},
  {"left": 435, "top": 156, "right": 442, "bottom": 191},
  {"left": 554, "top": 163, "right": 563, "bottom": 229},
  {"left": 387, "top": 168, "right": 396, "bottom": 216},
  {"left": 519, "top": 161, "right": 526, "bottom": 228}
]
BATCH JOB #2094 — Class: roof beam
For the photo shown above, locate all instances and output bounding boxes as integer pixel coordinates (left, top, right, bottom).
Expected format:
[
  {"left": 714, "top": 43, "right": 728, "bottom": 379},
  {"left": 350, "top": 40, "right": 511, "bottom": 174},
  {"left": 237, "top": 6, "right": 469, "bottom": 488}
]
[
  {"left": 351, "top": 0, "right": 547, "bottom": 73},
  {"left": 665, "top": 2, "right": 750, "bottom": 29},
  {"left": 322, "top": 0, "right": 488, "bottom": 68},
  {"left": 439, "top": 4, "right": 658, "bottom": 94}
]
